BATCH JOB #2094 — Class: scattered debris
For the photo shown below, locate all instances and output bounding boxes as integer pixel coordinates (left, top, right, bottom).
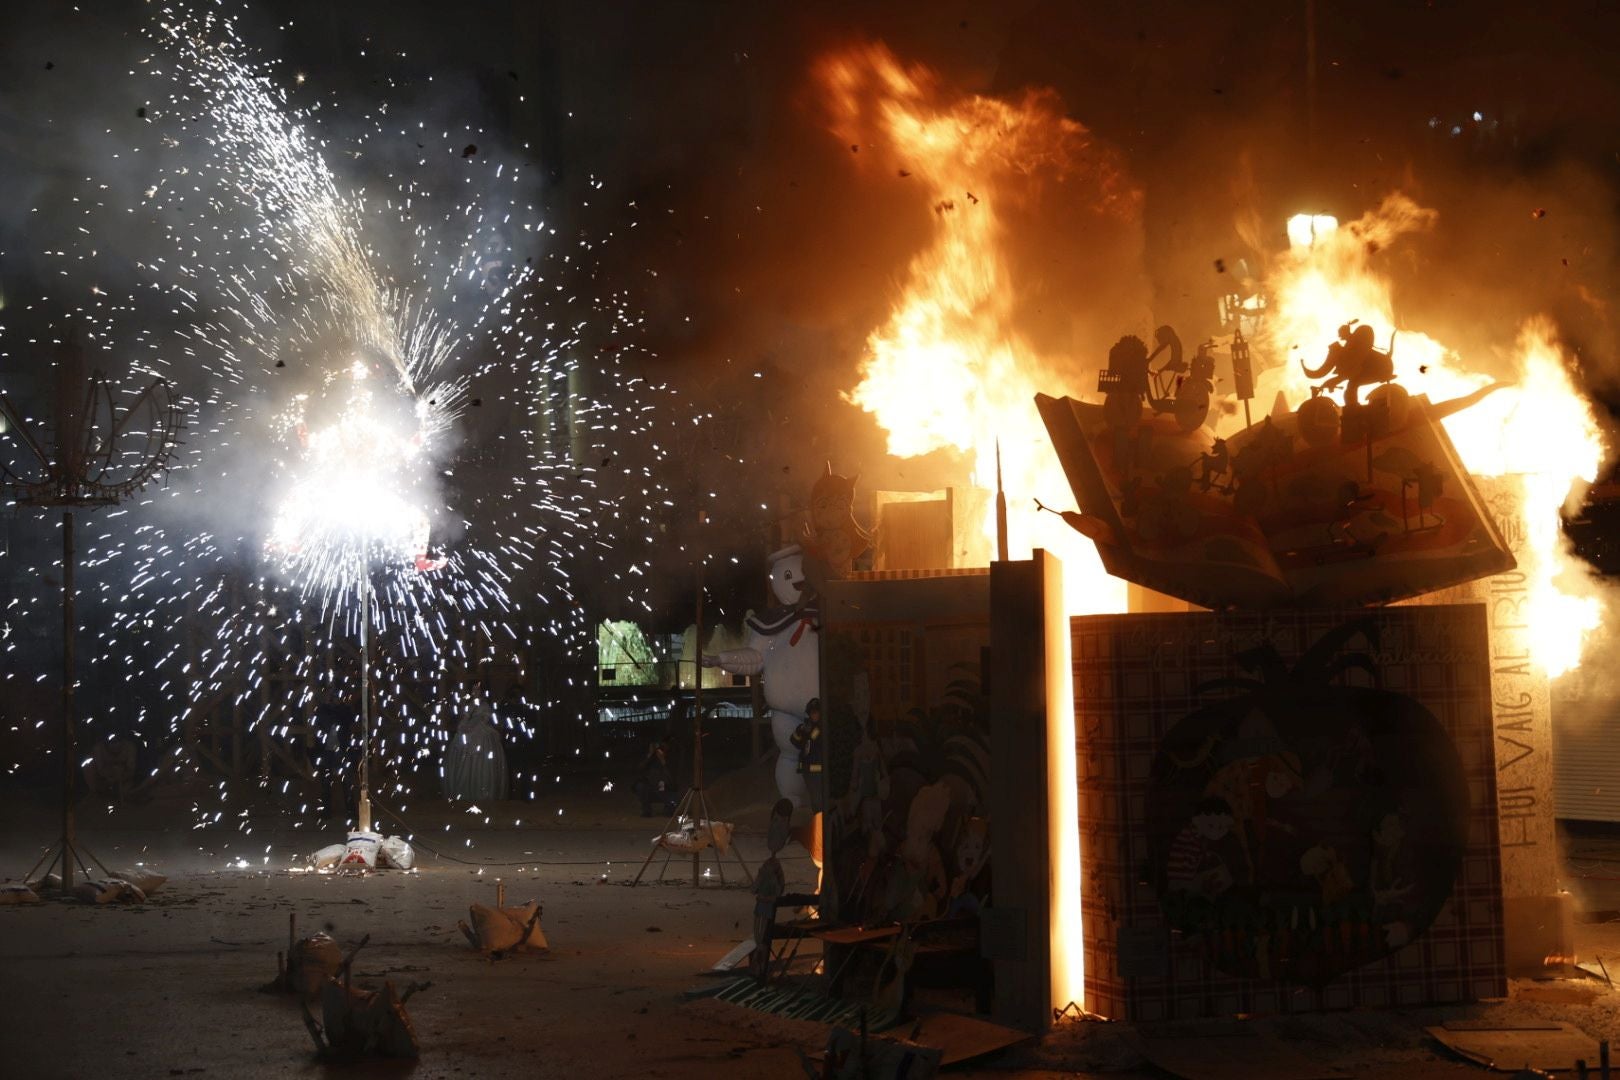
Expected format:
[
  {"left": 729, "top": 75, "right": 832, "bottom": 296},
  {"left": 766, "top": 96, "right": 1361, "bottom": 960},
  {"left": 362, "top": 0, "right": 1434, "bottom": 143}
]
[
  {"left": 658, "top": 818, "right": 734, "bottom": 856},
  {"left": 1426, "top": 1020, "right": 1603, "bottom": 1073},
  {"left": 73, "top": 877, "right": 147, "bottom": 904},
  {"left": 805, "top": 1024, "right": 942, "bottom": 1079},
  {"left": 110, "top": 867, "right": 167, "bottom": 895},
  {"left": 711, "top": 939, "right": 755, "bottom": 973},
  {"left": 458, "top": 895, "right": 548, "bottom": 958},
  {"left": 301, "top": 976, "right": 429, "bottom": 1060},
  {"left": 1127, "top": 1025, "right": 1349, "bottom": 1079},
  {"left": 264, "top": 914, "right": 357, "bottom": 998},
  {"left": 23, "top": 865, "right": 164, "bottom": 903}
]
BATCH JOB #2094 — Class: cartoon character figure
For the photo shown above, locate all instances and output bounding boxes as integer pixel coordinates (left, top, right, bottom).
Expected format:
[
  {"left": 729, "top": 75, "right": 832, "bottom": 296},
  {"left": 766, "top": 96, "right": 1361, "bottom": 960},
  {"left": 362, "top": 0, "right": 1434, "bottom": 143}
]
[
  {"left": 790, "top": 697, "right": 825, "bottom": 810},
  {"left": 1301, "top": 321, "right": 1395, "bottom": 407},
  {"left": 841, "top": 710, "right": 889, "bottom": 836},
  {"left": 803, "top": 464, "right": 872, "bottom": 582},
  {"left": 1300, "top": 844, "right": 1355, "bottom": 908},
  {"left": 1202, "top": 746, "right": 1303, "bottom": 883},
  {"left": 886, "top": 780, "right": 951, "bottom": 922},
  {"left": 1369, "top": 808, "right": 1415, "bottom": 939},
  {"left": 704, "top": 545, "right": 819, "bottom": 808},
  {"left": 945, "top": 817, "right": 990, "bottom": 916},
  {"left": 1166, "top": 796, "right": 1236, "bottom": 899}
]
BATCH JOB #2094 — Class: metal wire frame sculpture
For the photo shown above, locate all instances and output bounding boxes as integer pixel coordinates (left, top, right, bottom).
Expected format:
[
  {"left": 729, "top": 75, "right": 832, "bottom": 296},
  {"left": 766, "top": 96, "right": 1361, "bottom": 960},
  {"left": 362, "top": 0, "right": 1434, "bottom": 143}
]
[{"left": 0, "top": 336, "right": 181, "bottom": 892}]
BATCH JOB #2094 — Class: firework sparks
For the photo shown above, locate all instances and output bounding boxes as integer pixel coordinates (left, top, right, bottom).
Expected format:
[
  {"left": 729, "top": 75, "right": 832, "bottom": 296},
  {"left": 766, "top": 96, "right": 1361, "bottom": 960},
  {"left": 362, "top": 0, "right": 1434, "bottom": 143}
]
[{"left": 0, "top": 2, "right": 676, "bottom": 844}]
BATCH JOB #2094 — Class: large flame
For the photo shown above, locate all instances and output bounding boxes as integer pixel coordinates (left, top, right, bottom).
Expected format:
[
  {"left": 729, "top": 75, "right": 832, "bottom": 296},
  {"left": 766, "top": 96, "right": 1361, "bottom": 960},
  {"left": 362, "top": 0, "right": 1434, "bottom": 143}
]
[
  {"left": 1249, "top": 196, "right": 1605, "bottom": 676},
  {"left": 821, "top": 43, "right": 1137, "bottom": 615}
]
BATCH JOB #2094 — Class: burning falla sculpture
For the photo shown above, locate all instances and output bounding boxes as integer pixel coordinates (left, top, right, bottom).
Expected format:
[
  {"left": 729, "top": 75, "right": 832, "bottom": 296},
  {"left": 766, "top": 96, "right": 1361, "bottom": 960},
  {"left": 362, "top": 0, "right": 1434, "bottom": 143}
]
[{"left": 1038, "top": 324, "right": 1514, "bottom": 609}]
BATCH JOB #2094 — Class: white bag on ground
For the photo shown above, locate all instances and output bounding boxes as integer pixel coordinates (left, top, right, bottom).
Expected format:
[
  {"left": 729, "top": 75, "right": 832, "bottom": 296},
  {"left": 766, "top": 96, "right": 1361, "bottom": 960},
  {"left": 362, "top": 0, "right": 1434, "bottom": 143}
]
[
  {"left": 340, "top": 831, "right": 382, "bottom": 869},
  {"left": 74, "top": 878, "right": 145, "bottom": 904},
  {"left": 312, "top": 843, "right": 346, "bottom": 869},
  {"left": 378, "top": 836, "right": 415, "bottom": 870},
  {"left": 110, "top": 867, "right": 166, "bottom": 895},
  {"left": 0, "top": 884, "right": 40, "bottom": 905}
]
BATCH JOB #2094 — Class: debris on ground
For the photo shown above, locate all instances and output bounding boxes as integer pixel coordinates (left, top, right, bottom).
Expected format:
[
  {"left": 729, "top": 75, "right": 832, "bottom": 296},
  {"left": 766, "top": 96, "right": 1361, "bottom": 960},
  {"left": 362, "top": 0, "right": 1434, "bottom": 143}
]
[
  {"left": 19, "top": 866, "right": 164, "bottom": 904},
  {"left": 1425, "top": 1020, "right": 1605, "bottom": 1073},
  {"left": 300, "top": 976, "right": 429, "bottom": 1060},
  {"left": 263, "top": 914, "right": 363, "bottom": 998},
  {"left": 658, "top": 818, "right": 734, "bottom": 855},
  {"left": 72, "top": 877, "right": 148, "bottom": 904},
  {"left": 109, "top": 867, "right": 167, "bottom": 895},
  {"left": 458, "top": 900, "right": 548, "bottom": 957},
  {"left": 802, "top": 1024, "right": 941, "bottom": 1079}
]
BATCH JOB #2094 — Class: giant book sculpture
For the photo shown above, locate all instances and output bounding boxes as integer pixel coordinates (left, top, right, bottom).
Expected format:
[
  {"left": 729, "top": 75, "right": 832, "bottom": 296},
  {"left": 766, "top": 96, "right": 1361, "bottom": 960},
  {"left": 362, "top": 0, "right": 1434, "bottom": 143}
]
[{"left": 1036, "top": 388, "right": 1514, "bottom": 609}]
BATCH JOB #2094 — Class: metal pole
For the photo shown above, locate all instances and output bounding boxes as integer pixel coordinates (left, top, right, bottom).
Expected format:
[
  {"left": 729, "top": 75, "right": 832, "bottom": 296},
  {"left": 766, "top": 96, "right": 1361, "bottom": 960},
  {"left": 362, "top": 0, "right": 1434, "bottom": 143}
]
[
  {"left": 691, "top": 558, "right": 703, "bottom": 886},
  {"left": 62, "top": 509, "right": 77, "bottom": 890},
  {"left": 357, "top": 572, "right": 372, "bottom": 833}
]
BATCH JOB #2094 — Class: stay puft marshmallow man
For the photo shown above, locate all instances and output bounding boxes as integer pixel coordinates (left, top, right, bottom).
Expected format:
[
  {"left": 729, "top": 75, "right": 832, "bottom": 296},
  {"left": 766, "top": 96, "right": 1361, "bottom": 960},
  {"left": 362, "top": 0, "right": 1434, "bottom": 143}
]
[{"left": 703, "top": 545, "right": 818, "bottom": 809}]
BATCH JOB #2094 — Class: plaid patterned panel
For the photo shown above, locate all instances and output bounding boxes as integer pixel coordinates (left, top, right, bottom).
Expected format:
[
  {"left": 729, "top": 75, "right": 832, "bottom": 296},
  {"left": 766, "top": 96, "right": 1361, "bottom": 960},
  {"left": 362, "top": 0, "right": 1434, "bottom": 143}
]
[{"left": 1071, "top": 605, "right": 1506, "bottom": 1020}]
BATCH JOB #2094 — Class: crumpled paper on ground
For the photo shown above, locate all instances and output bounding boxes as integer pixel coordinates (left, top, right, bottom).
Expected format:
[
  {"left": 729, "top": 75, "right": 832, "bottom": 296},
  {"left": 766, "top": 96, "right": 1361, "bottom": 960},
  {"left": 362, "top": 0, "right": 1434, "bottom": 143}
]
[
  {"left": 460, "top": 901, "right": 548, "bottom": 954},
  {"left": 657, "top": 819, "right": 733, "bottom": 855}
]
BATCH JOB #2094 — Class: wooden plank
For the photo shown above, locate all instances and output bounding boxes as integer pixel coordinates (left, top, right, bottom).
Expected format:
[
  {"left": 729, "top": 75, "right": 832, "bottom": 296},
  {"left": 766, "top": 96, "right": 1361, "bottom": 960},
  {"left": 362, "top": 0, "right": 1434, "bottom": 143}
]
[
  {"left": 904, "top": 1011, "right": 1032, "bottom": 1066},
  {"left": 989, "top": 553, "right": 1056, "bottom": 1031},
  {"left": 814, "top": 925, "right": 900, "bottom": 946}
]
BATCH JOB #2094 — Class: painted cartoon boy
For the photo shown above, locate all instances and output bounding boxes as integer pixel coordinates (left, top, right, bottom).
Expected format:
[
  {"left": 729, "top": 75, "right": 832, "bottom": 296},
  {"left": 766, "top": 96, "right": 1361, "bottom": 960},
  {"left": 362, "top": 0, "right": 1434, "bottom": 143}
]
[{"left": 1167, "top": 796, "right": 1236, "bottom": 899}]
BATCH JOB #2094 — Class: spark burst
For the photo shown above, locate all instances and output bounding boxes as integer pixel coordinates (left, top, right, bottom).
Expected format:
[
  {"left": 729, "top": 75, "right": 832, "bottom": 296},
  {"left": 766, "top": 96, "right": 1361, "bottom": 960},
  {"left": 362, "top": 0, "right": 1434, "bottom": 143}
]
[{"left": 0, "top": 2, "right": 676, "bottom": 846}]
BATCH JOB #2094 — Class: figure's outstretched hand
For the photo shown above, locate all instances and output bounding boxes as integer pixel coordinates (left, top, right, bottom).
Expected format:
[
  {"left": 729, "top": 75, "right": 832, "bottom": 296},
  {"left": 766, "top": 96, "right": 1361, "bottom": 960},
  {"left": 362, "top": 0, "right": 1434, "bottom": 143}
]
[{"left": 700, "top": 654, "right": 720, "bottom": 668}]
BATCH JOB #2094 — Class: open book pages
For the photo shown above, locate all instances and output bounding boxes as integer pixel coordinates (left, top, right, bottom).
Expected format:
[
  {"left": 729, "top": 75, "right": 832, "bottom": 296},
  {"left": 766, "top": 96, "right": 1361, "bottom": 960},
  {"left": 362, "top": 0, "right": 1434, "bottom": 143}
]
[{"left": 1037, "top": 390, "right": 1513, "bottom": 609}]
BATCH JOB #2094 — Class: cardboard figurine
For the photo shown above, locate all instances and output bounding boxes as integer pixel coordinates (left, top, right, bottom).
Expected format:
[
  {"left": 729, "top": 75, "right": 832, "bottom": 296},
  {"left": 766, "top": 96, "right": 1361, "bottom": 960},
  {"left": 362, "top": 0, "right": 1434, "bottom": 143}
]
[
  {"left": 1165, "top": 797, "right": 1236, "bottom": 902},
  {"left": 1302, "top": 322, "right": 1395, "bottom": 407},
  {"left": 749, "top": 799, "right": 794, "bottom": 981},
  {"left": 803, "top": 464, "right": 873, "bottom": 582},
  {"left": 886, "top": 781, "right": 952, "bottom": 922},
  {"left": 1144, "top": 325, "right": 1215, "bottom": 432},
  {"left": 790, "top": 698, "right": 825, "bottom": 811},
  {"left": 704, "top": 546, "right": 819, "bottom": 809},
  {"left": 945, "top": 817, "right": 990, "bottom": 916},
  {"left": 839, "top": 711, "right": 889, "bottom": 836}
]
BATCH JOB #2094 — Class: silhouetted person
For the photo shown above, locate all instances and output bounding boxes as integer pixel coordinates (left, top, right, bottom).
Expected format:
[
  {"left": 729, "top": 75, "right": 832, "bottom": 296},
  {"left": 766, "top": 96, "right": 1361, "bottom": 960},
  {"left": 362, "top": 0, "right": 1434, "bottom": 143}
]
[{"left": 634, "top": 742, "right": 676, "bottom": 817}]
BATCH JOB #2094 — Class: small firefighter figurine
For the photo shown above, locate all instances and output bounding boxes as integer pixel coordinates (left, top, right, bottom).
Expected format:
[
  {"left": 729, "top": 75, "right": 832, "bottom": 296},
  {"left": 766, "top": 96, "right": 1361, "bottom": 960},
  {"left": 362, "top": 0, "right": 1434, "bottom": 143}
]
[{"left": 790, "top": 698, "right": 824, "bottom": 811}]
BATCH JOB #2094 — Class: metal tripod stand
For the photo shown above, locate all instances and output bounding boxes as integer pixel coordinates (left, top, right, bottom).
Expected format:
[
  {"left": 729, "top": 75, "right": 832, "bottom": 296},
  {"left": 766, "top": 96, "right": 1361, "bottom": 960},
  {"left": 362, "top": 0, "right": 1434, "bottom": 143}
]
[{"left": 631, "top": 557, "right": 752, "bottom": 887}]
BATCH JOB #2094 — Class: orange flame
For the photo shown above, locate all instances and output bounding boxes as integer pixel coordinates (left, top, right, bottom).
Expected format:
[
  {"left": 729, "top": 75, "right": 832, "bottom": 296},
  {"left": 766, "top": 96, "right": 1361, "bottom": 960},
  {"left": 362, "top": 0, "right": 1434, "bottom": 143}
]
[
  {"left": 821, "top": 43, "right": 1138, "bottom": 615},
  {"left": 1245, "top": 196, "right": 1606, "bottom": 676}
]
